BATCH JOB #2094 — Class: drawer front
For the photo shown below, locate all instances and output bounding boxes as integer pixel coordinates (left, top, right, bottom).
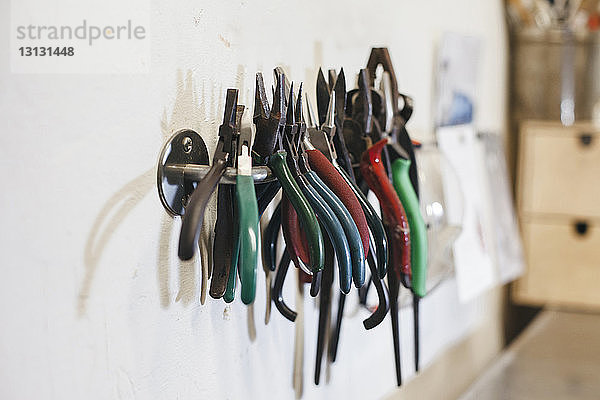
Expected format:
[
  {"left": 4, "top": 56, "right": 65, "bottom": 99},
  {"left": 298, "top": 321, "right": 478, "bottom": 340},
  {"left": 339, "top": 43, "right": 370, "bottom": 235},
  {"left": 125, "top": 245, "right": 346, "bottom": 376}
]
[
  {"left": 514, "top": 219, "right": 600, "bottom": 308},
  {"left": 519, "top": 122, "right": 600, "bottom": 218}
]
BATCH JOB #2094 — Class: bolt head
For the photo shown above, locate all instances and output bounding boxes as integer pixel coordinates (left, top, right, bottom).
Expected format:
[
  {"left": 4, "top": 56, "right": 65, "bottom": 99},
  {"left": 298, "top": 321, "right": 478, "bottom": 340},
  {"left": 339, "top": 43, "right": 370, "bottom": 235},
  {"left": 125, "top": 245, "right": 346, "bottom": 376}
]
[
  {"left": 182, "top": 137, "right": 193, "bottom": 153},
  {"left": 181, "top": 194, "right": 190, "bottom": 207}
]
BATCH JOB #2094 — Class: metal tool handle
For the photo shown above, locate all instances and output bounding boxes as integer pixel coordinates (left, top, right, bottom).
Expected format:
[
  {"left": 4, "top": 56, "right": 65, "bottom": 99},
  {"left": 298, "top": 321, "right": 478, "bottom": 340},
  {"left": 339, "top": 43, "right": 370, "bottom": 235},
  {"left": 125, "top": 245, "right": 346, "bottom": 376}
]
[
  {"left": 392, "top": 158, "right": 428, "bottom": 298},
  {"left": 387, "top": 257, "right": 403, "bottom": 387},
  {"left": 304, "top": 171, "right": 364, "bottom": 289},
  {"left": 272, "top": 248, "right": 297, "bottom": 322},
  {"left": 269, "top": 151, "right": 324, "bottom": 277},
  {"left": 298, "top": 173, "right": 353, "bottom": 294},
  {"left": 315, "top": 235, "right": 334, "bottom": 385},
  {"left": 362, "top": 251, "right": 390, "bottom": 330},
  {"left": 262, "top": 202, "right": 282, "bottom": 272},
  {"left": 360, "top": 139, "right": 411, "bottom": 280},
  {"left": 257, "top": 181, "right": 282, "bottom": 217},
  {"left": 178, "top": 158, "right": 227, "bottom": 260}
]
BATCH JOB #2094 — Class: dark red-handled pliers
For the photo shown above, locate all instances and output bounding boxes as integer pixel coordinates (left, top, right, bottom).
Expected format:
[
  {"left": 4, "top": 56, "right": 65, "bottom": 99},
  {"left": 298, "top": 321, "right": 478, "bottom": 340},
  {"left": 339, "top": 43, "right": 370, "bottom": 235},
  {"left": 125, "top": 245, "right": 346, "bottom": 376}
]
[{"left": 361, "top": 138, "right": 411, "bottom": 387}]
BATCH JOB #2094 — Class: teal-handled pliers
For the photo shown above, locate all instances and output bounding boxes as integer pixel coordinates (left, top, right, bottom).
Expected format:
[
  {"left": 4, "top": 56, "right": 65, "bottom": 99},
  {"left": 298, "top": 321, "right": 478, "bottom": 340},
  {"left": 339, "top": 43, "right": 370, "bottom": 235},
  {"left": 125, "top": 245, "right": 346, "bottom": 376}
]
[
  {"left": 283, "top": 83, "right": 354, "bottom": 295},
  {"left": 224, "top": 106, "right": 260, "bottom": 305},
  {"left": 311, "top": 86, "right": 367, "bottom": 288}
]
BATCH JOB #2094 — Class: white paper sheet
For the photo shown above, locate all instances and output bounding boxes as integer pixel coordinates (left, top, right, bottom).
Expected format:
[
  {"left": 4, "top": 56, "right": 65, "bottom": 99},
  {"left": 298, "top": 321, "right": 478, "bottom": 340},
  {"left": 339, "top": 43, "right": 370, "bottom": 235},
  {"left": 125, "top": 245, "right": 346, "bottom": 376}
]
[
  {"left": 437, "top": 125, "right": 496, "bottom": 302},
  {"left": 480, "top": 133, "right": 525, "bottom": 284}
]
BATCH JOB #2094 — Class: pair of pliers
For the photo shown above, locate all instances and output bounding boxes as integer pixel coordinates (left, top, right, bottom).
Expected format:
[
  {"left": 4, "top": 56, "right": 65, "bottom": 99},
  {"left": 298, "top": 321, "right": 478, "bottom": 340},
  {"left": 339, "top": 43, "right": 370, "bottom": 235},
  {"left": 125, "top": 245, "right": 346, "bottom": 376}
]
[
  {"left": 313, "top": 69, "right": 390, "bottom": 367},
  {"left": 282, "top": 85, "right": 350, "bottom": 384},
  {"left": 178, "top": 88, "right": 238, "bottom": 270},
  {"left": 280, "top": 71, "right": 373, "bottom": 382},
  {"left": 356, "top": 47, "right": 428, "bottom": 378},
  {"left": 367, "top": 48, "right": 428, "bottom": 373},
  {"left": 283, "top": 83, "right": 358, "bottom": 294},
  {"left": 283, "top": 82, "right": 369, "bottom": 384},
  {"left": 210, "top": 101, "right": 244, "bottom": 300},
  {"left": 343, "top": 64, "right": 411, "bottom": 386},
  {"left": 253, "top": 71, "right": 325, "bottom": 297},
  {"left": 311, "top": 70, "right": 370, "bottom": 285},
  {"left": 251, "top": 71, "right": 285, "bottom": 322},
  {"left": 342, "top": 69, "right": 392, "bottom": 329},
  {"left": 269, "top": 79, "right": 357, "bottom": 329},
  {"left": 223, "top": 107, "right": 260, "bottom": 305},
  {"left": 361, "top": 137, "right": 411, "bottom": 388},
  {"left": 178, "top": 89, "right": 261, "bottom": 305}
]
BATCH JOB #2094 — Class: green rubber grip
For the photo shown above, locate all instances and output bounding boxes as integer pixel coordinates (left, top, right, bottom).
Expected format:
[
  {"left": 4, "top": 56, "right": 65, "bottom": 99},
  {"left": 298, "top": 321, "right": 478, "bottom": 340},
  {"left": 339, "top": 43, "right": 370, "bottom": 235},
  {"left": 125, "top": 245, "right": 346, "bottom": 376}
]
[
  {"left": 391, "top": 158, "right": 427, "bottom": 297},
  {"left": 235, "top": 174, "right": 259, "bottom": 305},
  {"left": 269, "top": 151, "right": 324, "bottom": 274},
  {"left": 224, "top": 225, "right": 240, "bottom": 303}
]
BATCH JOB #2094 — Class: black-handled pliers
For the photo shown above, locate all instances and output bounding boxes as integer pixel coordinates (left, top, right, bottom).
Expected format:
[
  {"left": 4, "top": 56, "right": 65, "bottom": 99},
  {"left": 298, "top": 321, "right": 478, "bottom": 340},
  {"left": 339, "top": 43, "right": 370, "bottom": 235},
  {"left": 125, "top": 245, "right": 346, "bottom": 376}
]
[{"left": 178, "top": 89, "right": 238, "bottom": 264}]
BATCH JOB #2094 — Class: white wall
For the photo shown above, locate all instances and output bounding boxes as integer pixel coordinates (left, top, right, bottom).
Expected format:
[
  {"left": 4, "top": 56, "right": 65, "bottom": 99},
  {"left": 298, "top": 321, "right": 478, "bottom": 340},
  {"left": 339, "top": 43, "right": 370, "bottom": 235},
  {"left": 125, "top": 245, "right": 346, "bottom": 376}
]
[{"left": 0, "top": 1, "right": 507, "bottom": 399}]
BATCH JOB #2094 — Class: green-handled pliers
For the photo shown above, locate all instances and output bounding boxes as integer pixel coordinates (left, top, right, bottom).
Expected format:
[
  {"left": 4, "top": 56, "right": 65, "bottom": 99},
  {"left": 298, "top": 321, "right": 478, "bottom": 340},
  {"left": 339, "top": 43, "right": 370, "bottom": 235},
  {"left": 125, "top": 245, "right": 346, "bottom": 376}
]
[
  {"left": 377, "top": 60, "right": 428, "bottom": 373},
  {"left": 254, "top": 71, "right": 325, "bottom": 296},
  {"left": 224, "top": 107, "right": 260, "bottom": 305}
]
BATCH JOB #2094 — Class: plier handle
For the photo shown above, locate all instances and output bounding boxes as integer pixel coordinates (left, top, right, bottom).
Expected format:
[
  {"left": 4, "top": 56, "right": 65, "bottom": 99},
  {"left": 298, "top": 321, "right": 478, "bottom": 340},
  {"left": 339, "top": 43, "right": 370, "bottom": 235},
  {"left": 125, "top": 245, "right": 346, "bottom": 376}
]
[{"left": 223, "top": 107, "right": 260, "bottom": 305}]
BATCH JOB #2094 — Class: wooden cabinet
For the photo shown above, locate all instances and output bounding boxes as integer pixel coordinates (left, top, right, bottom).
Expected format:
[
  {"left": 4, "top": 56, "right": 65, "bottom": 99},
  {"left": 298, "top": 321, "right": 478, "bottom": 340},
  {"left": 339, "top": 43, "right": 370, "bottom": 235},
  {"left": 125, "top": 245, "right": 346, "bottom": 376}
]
[{"left": 514, "top": 121, "right": 600, "bottom": 309}]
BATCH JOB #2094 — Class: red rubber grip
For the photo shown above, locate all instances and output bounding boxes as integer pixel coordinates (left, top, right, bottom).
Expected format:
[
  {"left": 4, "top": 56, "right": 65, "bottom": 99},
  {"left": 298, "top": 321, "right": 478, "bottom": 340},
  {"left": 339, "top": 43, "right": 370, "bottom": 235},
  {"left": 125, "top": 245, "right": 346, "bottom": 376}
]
[
  {"left": 299, "top": 269, "right": 312, "bottom": 284},
  {"left": 281, "top": 194, "right": 310, "bottom": 266},
  {"left": 360, "top": 139, "right": 411, "bottom": 279},
  {"left": 307, "top": 149, "right": 370, "bottom": 257}
]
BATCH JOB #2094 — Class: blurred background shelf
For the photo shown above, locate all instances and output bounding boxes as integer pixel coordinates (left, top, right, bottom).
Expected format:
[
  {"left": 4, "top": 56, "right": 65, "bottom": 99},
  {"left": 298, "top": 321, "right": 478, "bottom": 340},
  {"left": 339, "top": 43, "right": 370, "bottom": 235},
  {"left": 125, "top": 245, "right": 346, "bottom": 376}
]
[{"left": 514, "top": 121, "right": 600, "bottom": 309}]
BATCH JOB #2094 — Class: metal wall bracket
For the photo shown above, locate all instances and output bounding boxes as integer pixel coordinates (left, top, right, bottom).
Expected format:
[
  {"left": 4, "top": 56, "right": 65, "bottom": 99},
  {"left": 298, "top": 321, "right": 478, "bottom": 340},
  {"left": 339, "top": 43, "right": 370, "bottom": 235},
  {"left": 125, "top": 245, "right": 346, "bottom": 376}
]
[
  {"left": 157, "top": 129, "right": 275, "bottom": 216},
  {"left": 157, "top": 129, "right": 210, "bottom": 217}
]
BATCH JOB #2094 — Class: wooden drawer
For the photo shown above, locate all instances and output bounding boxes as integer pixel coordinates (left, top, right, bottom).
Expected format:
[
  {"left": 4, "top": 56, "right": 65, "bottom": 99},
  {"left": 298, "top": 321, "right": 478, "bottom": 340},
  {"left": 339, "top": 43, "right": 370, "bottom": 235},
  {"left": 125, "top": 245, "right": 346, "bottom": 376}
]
[
  {"left": 518, "top": 121, "right": 600, "bottom": 218},
  {"left": 514, "top": 218, "right": 600, "bottom": 309}
]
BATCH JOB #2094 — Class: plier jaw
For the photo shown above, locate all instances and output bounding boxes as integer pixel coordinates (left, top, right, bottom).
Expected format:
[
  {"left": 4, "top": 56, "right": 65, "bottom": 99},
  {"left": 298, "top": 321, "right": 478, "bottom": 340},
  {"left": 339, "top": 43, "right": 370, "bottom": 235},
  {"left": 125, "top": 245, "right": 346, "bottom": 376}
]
[
  {"left": 281, "top": 82, "right": 311, "bottom": 176},
  {"left": 253, "top": 72, "right": 286, "bottom": 164},
  {"left": 293, "top": 84, "right": 311, "bottom": 175},
  {"left": 214, "top": 89, "right": 239, "bottom": 163},
  {"left": 380, "top": 72, "right": 410, "bottom": 160},
  {"left": 237, "top": 106, "right": 254, "bottom": 177},
  {"left": 355, "top": 68, "right": 374, "bottom": 141},
  {"left": 320, "top": 91, "right": 339, "bottom": 161},
  {"left": 282, "top": 83, "right": 301, "bottom": 175},
  {"left": 304, "top": 96, "right": 332, "bottom": 161}
]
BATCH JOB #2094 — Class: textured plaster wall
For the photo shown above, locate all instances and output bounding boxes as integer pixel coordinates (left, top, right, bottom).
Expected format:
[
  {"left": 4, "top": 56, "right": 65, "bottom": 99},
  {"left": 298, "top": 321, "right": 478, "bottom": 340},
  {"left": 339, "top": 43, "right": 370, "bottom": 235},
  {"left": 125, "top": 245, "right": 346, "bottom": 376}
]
[{"left": 0, "top": 0, "right": 506, "bottom": 399}]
